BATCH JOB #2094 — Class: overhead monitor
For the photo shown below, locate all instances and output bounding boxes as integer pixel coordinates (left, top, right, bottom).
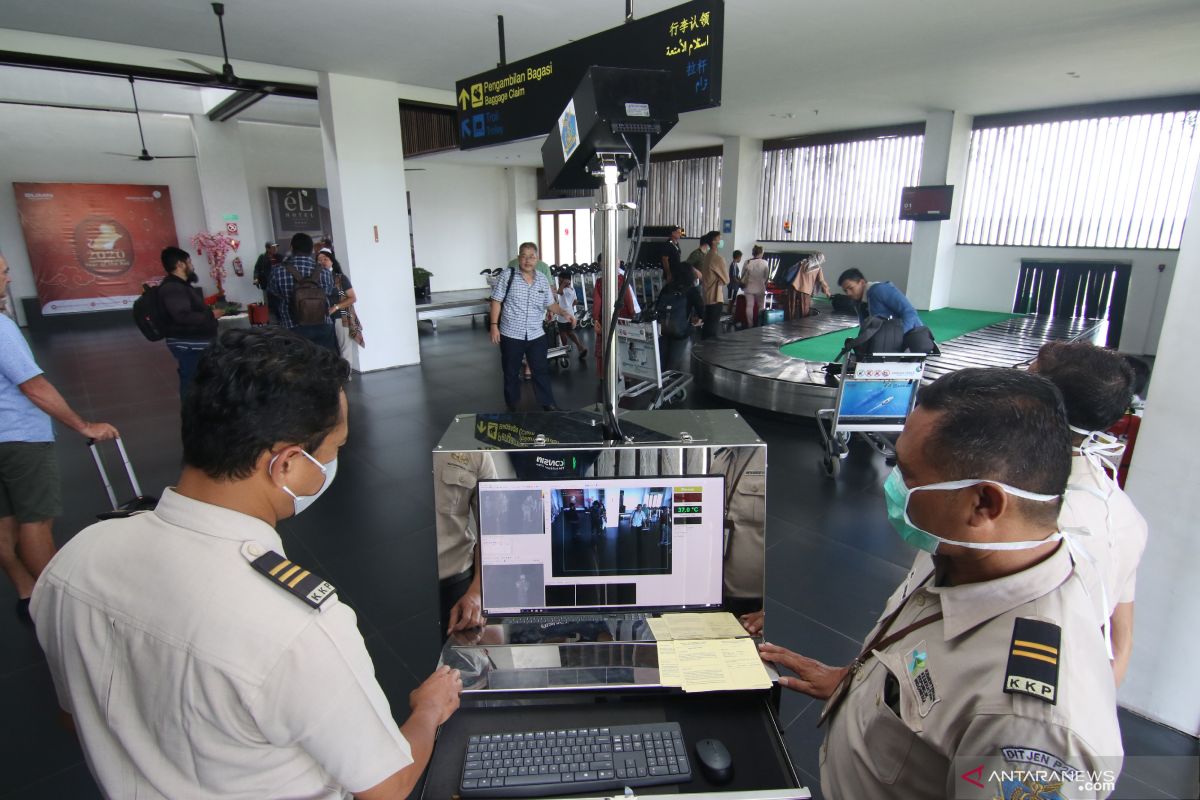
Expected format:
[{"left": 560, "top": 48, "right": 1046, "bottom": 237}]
[
  {"left": 477, "top": 475, "right": 725, "bottom": 616},
  {"left": 899, "top": 185, "right": 954, "bottom": 221},
  {"left": 541, "top": 66, "right": 678, "bottom": 190}
]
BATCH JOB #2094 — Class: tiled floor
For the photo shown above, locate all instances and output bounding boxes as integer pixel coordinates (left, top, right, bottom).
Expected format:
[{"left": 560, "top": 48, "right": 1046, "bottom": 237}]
[{"left": 2, "top": 317, "right": 1196, "bottom": 799}]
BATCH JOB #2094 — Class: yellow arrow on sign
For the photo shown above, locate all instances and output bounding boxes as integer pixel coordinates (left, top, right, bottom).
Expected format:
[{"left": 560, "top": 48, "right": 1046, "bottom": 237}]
[{"left": 458, "top": 88, "right": 469, "bottom": 110}]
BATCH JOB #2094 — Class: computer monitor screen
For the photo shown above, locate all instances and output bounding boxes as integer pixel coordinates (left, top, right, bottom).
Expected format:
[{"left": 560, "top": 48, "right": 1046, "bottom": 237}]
[
  {"left": 835, "top": 378, "right": 919, "bottom": 432},
  {"left": 477, "top": 475, "right": 726, "bottom": 615}
]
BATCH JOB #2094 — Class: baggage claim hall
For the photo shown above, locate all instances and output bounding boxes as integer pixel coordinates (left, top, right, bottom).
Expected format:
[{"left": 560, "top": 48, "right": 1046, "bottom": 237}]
[{"left": 1, "top": 2, "right": 1198, "bottom": 799}]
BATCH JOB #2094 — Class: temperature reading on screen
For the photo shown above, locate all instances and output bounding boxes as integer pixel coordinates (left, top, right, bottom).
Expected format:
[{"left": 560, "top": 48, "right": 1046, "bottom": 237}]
[{"left": 675, "top": 505, "right": 702, "bottom": 515}]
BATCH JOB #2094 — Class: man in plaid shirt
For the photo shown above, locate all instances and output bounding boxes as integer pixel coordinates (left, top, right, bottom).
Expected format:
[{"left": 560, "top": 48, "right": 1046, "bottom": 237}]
[{"left": 268, "top": 233, "right": 339, "bottom": 355}]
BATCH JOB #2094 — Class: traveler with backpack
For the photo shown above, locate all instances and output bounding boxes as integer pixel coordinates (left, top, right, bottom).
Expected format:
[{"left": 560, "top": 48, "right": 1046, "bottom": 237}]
[
  {"left": 837, "top": 267, "right": 937, "bottom": 354},
  {"left": 267, "top": 233, "right": 339, "bottom": 356},
  {"left": 489, "top": 242, "right": 576, "bottom": 411},
  {"left": 158, "top": 247, "right": 223, "bottom": 398}
]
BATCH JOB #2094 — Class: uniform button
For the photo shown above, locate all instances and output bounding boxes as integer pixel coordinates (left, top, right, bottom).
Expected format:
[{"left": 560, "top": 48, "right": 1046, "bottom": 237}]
[{"left": 246, "top": 543, "right": 265, "bottom": 557}]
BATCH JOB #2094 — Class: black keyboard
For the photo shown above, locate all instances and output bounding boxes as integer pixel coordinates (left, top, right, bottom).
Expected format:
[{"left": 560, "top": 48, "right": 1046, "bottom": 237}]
[{"left": 459, "top": 722, "right": 691, "bottom": 797}]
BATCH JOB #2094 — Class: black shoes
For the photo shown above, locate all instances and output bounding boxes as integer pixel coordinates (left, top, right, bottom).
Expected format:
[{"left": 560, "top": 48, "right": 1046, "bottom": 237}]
[{"left": 578, "top": 349, "right": 588, "bottom": 360}]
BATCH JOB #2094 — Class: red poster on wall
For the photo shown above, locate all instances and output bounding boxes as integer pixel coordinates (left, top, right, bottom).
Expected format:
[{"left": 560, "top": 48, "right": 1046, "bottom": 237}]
[{"left": 13, "top": 182, "right": 179, "bottom": 315}]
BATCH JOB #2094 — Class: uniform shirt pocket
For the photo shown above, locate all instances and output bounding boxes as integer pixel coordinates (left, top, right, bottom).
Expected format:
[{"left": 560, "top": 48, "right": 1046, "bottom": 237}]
[
  {"left": 437, "top": 464, "right": 478, "bottom": 515},
  {"left": 860, "top": 662, "right": 917, "bottom": 784}
]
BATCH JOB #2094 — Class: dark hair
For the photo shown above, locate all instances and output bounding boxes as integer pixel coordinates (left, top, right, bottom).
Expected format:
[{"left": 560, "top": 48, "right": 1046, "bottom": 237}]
[
  {"left": 519, "top": 242, "right": 538, "bottom": 255},
  {"left": 161, "top": 246, "right": 190, "bottom": 274},
  {"left": 316, "top": 249, "right": 344, "bottom": 276},
  {"left": 290, "top": 232, "right": 314, "bottom": 255},
  {"left": 916, "top": 368, "right": 1070, "bottom": 525},
  {"left": 182, "top": 328, "right": 349, "bottom": 480},
  {"left": 732, "top": 250, "right": 743, "bottom": 259},
  {"left": 837, "top": 267, "right": 865, "bottom": 285},
  {"left": 1034, "top": 341, "right": 1135, "bottom": 430},
  {"left": 752, "top": 245, "right": 764, "bottom": 257}
]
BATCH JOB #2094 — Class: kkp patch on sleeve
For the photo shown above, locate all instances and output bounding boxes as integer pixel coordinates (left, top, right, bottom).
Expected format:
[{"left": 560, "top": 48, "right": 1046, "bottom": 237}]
[{"left": 1003, "top": 618, "right": 1061, "bottom": 704}]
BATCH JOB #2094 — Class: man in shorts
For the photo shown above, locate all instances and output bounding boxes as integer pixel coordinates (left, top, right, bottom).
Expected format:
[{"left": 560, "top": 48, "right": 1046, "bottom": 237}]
[{"left": 0, "top": 252, "right": 118, "bottom": 623}]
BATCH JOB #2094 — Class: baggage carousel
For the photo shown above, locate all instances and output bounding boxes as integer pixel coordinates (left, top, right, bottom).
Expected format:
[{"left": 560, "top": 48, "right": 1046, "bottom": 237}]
[{"left": 691, "top": 310, "right": 1106, "bottom": 417}]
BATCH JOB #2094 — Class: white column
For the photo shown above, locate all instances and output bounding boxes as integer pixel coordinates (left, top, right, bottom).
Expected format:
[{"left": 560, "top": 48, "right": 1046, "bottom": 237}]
[
  {"left": 905, "top": 110, "right": 972, "bottom": 310},
  {"left": 318, "top": 73, "right": 420, "bottom": 371},
  {"left": 718, "top": 136, "right": 763, "bottom": 251},
  {"left": 505, "top": 167, "right": 539, "bottom": 256},
  {"left": 1118, "top": 162, "right": 1200, "bottom": 736},
  {"left": 190, "top": 115, "right": 259, "bottom": 305}
]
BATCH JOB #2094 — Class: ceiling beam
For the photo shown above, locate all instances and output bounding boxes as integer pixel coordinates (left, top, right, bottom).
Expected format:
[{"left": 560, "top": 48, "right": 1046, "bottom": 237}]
[{"left": 0, "top": 49, "right": 317, "bottom": 100}]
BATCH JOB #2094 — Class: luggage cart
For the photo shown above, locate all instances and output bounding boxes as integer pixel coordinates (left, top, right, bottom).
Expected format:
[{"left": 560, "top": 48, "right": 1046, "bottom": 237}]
[
  {"left": 816, "top": 353, "right": 926, "bottom": 478},
  {"left": 615, "top": 318, "right": 692, "bottom": 409},
  {"left": 542, "top": 319, "right": 573, "bottom": 370}
]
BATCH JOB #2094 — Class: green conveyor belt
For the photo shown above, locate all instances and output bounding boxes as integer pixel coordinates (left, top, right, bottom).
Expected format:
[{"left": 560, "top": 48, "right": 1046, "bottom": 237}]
[{"left": 778, "top": 307, "right": 1018, "bottom": 362}]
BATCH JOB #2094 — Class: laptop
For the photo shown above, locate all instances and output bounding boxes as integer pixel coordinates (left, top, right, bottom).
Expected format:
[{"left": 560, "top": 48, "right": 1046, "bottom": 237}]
[
  {"left": 834, "top": 353, "right": 926, "bottom": 433},
  {"left": 476, "top": 475, "right": 726, "bottom": 619}
]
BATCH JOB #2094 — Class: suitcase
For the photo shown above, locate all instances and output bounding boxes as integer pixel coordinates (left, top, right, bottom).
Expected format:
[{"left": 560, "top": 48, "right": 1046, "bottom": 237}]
[
  {"left": 248, "top": 302, "right": 270, "bottom": 326},
  {"left": 88, "top": 437, "right": 158, "bottom": 520},
  {"left": 734, "top": 294, "right": 750, "bottom": 329},
  {"left": 760, "top": 308, "right": 785, "bottom": 326}
]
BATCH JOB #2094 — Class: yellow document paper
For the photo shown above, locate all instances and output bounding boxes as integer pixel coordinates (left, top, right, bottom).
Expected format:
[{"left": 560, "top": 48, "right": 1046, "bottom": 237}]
[
  {"left": 656, "top": 640, "right": 683, "bottom": 687},
  {"left": 652, "top": 611, "right": 749, "bottom": 641},
  {"left": 673, "top": 637, "right": 772, "bottom": 692}
]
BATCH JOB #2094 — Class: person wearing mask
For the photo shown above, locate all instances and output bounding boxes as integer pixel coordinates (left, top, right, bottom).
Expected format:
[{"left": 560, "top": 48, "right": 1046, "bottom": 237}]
[
  {"left": 727, "top": 249, "right": 743, "bottom": 302},
  {"left": 0, "top": 252, "right": 118, "bottom": 624},
  {"left": 699, "top": 231, "right": 728, "bottom": 340},
  {"left": 32, "top": 329, "right": 462, "bottom": 799},
  {"left": 1031, "top": 340, "right": 1147, "bottom": 686},
  {"left": 317, "top": 248, "right": 364, "bottom": 363},
  {"left": 837, "top": 267, "right": 936, "bottom": 354},
  {"left": 268, "top": 232, "right": 339, "bottom": 356},
  {"left": 684, "top": 235, "right": 709, "bottom": 281},
  {"left": 489, "top": 242, "right": 576, "bottom": 411},
  {"left": 158, "top": 246, "right": 223, "bottom": 398},
  {"left": 758, "top": 368, "right": 1122, "bottom": 797},
  {"left": 740, "top": 246, "right": 771, "bottom": 327}
]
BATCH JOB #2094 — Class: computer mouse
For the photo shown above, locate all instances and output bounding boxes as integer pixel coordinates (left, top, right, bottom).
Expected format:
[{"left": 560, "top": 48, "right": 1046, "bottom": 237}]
[{"left": 694, "top": 737, "right": 733, "bottom": 785}]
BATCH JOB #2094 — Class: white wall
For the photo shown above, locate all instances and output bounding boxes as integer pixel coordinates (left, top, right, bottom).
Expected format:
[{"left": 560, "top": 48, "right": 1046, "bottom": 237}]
[
  {"left": 406, "top": 162, "right": 509, "bottom": 291},
  {"left": 237, "top": 121, "right": 327, "bottom": 256},
  {"left": 1119, "top": 163, "right": 1200, "bottom": 737},
  {"left": 0, "top": 104, "right": 207, "bottom": 324},
  {"left": 950, "top": 246, "right": 1177, "bottom": 355}
]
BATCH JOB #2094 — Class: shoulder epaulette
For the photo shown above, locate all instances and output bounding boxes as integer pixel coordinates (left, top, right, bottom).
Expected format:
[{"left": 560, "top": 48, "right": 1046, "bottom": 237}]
[
  {"left": 250, "top": 550, "right": 336, "bottom": 609},
  {"left": 1003, "top": 617, "right": 1061, "bottom": 704}
]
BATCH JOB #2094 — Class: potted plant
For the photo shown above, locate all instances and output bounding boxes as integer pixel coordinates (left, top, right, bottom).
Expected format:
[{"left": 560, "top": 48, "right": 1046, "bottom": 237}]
[{"left": 413, "top": 267, "right": 433, "bottom": 302}]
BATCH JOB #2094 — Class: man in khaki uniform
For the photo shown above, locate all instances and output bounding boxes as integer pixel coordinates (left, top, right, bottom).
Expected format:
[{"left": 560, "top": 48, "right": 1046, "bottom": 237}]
[
  {"left": 1031, "top": 340, "right": 1147, "bottom": 686},
  {"left": 434, "top": 450, "right": 500, "bottom": 634},
  {"left": 711, "top": 446, "right": 766, "bottom": 623},
  {"left": 760, "top": 369, "right": 1123, "bottom": 798}
]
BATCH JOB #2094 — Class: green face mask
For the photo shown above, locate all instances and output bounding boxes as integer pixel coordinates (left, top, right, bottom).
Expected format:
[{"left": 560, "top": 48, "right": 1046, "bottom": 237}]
[
  {"left": 716, "top": 239, "right": 724, "bottom": 249},
  {"left": 882, "top": 467, "right": 1061, "bottom": 554}
]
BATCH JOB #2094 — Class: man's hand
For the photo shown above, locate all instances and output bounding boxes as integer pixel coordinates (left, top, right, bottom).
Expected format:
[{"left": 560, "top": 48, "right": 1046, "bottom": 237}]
[
  {"left": 739, "top": 609, "right": 764, "bottom": 635},
  {"left": 489, "top": 325, "right": 501, "bottom": 345},
  {"left": 81, "top": 422, "right": 119, "bottom": 442},
  {"left": 568, "top": 315, "right": 578, "bottom": 329},
  {"left": 212, "top": 308, "right": 226, "bottom": 319},
  {"left": 758, "top": 643, "right": 848, "bottom": 699},
  {"left": 448, "top": 588, "right": 484, "bottom": 633},
  {"left": 409, "top": 665, "right": 462, "bottom": 726}
]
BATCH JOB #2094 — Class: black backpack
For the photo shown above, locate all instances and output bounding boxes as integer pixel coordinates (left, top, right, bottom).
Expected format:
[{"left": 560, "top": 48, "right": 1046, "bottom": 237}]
[
  {"left": 132, "top": 283, "right": 167, "bottom": 341},
  {"left": 837, "top": 315, "right": 906, "bottom": 360},
  {"left": 653, "top": 285, "right": 691, "bottom": 339},
  {"left": 285, "top": 262, "right": 329, "bottom": 326}
]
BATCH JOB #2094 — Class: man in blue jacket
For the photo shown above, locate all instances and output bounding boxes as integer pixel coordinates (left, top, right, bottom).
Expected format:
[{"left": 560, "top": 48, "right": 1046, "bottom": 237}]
[{"left": 837, "top": 268, "right": 936, "bottom": 354}]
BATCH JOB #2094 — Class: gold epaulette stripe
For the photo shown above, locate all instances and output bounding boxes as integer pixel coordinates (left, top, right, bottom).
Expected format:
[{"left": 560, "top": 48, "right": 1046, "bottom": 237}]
[
  {"left": 269, "top": 559, "right": 291, "bottom": 577},
  {"left": 1013, "top": 639, "right": 1058, "bottom": 655},
  {"left": 1012, "top": 649, "right": 1057, "bottom": 665}
]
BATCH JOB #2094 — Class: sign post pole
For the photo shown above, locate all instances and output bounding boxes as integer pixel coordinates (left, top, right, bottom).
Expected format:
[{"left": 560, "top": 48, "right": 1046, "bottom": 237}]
[{"left": 598, "top": 158, "right": 624, "bottom": 432}]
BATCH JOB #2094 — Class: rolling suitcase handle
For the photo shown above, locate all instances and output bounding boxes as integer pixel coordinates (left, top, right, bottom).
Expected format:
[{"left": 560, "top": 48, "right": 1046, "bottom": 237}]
[{"left": 87, "top": 436, "right": 144, "bottom": 510}]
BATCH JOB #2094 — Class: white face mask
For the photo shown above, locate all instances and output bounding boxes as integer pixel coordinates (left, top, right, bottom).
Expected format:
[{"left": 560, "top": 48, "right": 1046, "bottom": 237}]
[
  {"left": 271, "top": 448, "right": 338, "bottom": 516},
  {"left": 1070, "top": 425, "right": 1125, "bottom": 489}
]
